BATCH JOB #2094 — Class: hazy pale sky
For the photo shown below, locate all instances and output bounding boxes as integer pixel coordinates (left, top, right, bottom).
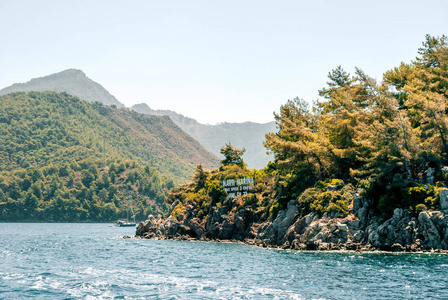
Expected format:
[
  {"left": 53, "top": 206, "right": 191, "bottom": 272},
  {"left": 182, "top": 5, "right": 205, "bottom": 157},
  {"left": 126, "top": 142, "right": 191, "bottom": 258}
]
[{"left": 1, "top": 0, "right": 447, "bottom": 124}]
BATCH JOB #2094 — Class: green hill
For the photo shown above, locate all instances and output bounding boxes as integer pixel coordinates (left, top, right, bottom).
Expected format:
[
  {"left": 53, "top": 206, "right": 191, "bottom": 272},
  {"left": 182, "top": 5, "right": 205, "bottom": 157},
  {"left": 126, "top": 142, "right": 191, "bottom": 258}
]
[
  {"left": 0, "top": 91, "right": 219, "bottom": 222},
  {"left": 0, "top": 156, "right": 171, "bottom": 222},
  {"left": 0, "top": 91, "right": 218, "bottom": 181},
  {"left": 0, "top": 69, "right": 276, "bottom": 169}
]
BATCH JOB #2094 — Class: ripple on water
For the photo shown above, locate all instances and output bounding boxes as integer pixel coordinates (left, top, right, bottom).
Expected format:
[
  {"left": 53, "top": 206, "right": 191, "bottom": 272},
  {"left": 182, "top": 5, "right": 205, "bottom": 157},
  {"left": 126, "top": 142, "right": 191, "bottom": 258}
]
[{"left": 1, "top": 223, "right": 448, "bottom": 299}]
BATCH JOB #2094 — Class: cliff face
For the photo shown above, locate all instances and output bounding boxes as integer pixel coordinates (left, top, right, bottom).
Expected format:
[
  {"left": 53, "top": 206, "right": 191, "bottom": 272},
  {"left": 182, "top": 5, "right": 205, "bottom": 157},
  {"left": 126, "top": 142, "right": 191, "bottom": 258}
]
[{"left": 136, "top": 189, "right": 448, "bottom": 252}]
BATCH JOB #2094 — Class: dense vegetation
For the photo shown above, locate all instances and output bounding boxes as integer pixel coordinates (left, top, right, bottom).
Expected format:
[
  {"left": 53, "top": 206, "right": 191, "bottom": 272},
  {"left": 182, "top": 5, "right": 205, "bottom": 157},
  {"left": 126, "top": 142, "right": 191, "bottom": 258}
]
[
  {"left": 165, "top": 35, "right": 448, "bottom": 222},
  {"left": 166, "top": 143, "right": 273, "bottom": 222},
  {"left": 0, "top": 91, "right": 218, "bottom": 221},
  {"left": 263, "top": 34, "right": 448, "bottom": 218},
  {"left": 0, "top": 91, "right": 218, "bottom": 183},
  {"left": 0, "top": 158, "right": 170, "bottom": 221}
]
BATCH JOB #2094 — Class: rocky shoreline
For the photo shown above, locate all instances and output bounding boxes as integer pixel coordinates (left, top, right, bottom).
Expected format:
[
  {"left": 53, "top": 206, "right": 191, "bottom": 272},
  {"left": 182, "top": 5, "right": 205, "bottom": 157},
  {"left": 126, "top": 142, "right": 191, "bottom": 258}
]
[{"left": 135, "top": 189, "right": 448, "bottom": 253}]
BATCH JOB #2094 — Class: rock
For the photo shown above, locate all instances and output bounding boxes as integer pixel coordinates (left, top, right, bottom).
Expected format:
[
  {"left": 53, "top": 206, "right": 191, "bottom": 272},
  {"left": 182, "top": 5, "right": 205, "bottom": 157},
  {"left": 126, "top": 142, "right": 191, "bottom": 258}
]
[
  {"left": 188, "top": 218, "right": 205, "bottom": 238},
  {"left": 168, "top": 200, "right": 180, "bottom": 216},
  {"left": 442, "top": 166, "right": 448, "bottom": 174},
  {"left": 326, "top": 185, "right": 340, "bottom": 192},
  {"left": 411, "top": 239, "right": 423, "bottom": 251},
  {"left": 426, "top": 167, "right": 435, "bottom": 185},
  {"left": 352, "top": 231, "right": 364, "bottom": 243},
  {"left": 344, "top": 243, "right": 358, "bottom": 251},
  {"left": 356, "top": 207, "right": 369, "bottom": 228},
  {"left": 337, "top": 223, "right": 349, "bottom": 232},
  {"left": 273, "top": 201, "right": 299, "bottom": 239},
  {"left": 258, "top": 200, "right": 299, "bottom": 245},
  {"left": 439, "top": 189, "right": 448, "bottom": 213},
  {"left": 418, "top": 211, "right": 443, "bottom": 249},
  {"left": 391, "top": 243, "right": 405, "bottom": 252},
  {"left": 136, "top": 188, "right": 448, "bottom": 252},
  {"left": 393, "top": 208, "right": 403, "bottom": 220},
  {"left": 318, "top": 242, "right": 330, "bottom": 250},
  {"left": 305, "top": 240, "right": 318, "bottom": 250}
]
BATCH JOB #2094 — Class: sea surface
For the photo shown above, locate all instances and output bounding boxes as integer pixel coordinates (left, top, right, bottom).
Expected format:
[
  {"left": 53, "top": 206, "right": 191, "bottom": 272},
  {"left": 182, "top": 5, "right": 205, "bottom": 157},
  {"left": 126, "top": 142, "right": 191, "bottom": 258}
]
[{"left": 1, "top": 223, "right": 447, "bottom": 299}]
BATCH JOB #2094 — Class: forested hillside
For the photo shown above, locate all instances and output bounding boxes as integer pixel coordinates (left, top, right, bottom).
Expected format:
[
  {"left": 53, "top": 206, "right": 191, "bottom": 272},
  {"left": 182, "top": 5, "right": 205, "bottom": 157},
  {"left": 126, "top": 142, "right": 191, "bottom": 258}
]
[
  {"left": 0, "top": 91, "right": 219, "bottom": 221},
  {"left": 0, "top": 68, "right": 275, "bottom": 169},
  {"left": 137, "top": 35, "right": 448, "bottom": 252},
  {"left": 0, "top": 158, "right": 170, "bottom": 222},
  {"left": 0, "top": 92, "right": 218, "bottom": 181}
]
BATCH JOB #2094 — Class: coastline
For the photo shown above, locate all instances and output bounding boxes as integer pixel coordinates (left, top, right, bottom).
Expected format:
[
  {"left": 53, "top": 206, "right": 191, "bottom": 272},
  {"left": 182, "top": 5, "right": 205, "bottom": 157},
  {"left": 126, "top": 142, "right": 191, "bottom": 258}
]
[
  {"left": 135, "top": 192, "right": 448, "bottom": 253},
  {"left": 130, "top": 234, "right": 448, "bottom": 254}
]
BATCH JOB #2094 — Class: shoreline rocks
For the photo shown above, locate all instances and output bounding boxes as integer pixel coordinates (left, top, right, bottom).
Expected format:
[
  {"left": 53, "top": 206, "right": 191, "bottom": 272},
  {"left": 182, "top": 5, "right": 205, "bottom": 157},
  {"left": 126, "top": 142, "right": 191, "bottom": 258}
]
[{"left": 135, "top": 193, "right": 448, "bottom": 253}]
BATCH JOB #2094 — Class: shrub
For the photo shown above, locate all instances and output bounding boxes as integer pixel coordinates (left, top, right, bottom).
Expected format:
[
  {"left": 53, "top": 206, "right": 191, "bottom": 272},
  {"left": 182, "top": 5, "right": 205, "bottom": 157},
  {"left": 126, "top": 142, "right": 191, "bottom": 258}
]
[
  {"left": 297, "top": 185, "right": 352, "bottom": 218},
  {"left": 415, "top": 203, "right": 427, "bottom": 214},
  {"left": 404, "top": 185, "right": 435, "bottom": 212},
  {"left": 269, "top": 200, "right": 282, "bottom": 219},
  {"left": 171, "top": 202, "right": 185, "bottom": 219},
  {"left": 377, "top": 195, "right": 401, "bottom": 217},
  {"left": 297, "top": 187, "right": 320, "bottom": 215},
  {"left": 206, "top": 180, "right": 225, "bottom": 203},
  {"left": 314, "top": 178, "right": 343, "bottom": 190}
]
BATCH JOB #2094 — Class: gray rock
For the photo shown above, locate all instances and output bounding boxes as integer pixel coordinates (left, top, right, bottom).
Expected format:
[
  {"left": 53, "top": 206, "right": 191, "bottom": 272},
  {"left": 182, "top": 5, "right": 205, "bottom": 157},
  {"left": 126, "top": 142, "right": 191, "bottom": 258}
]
[
  {"left": 418, "top": 212, "right": 441, "bottom": 249},
  {"left": 439, "top": 189, "right": 448, "bottom": 213},
  {"left": 326, "top": 185, "right": 341, "bottom": 192},
  {"left": 168, "top": 200, "right": 180, "bottom": 216},
  {"left": 426, "top": 167, "right": 435, "bottom": 185}
]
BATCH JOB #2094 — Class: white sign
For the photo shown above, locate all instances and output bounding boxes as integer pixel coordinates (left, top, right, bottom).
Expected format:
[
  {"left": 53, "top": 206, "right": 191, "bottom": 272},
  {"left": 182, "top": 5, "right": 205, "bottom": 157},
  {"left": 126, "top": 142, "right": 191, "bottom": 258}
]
[{"left": 222, "top": 177, "right": 254, "bottom": 198}]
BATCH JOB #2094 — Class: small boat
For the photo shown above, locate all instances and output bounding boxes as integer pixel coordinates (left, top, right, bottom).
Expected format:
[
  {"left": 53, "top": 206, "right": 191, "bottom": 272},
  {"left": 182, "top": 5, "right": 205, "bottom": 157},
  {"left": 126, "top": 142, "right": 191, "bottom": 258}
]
[
  {"left": 115, "top": 219, "right": 137, "bottom": 227},
  {"left": 115, "top": 189, "right": 136, "bottom": 227}
]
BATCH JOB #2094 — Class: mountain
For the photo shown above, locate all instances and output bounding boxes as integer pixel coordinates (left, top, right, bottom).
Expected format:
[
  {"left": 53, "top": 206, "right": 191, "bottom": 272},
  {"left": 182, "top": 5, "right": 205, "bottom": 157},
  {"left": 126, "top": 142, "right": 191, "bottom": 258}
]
[
  {"left": 0, "top": 69, "right": 125, "bottom": 108},
  {"left": 131, "top": 103, "right": 276, "bottom": 169},
  {"left": 0, "top": 69, "right": 276, "bottom": 169},
  {"left": 0, "top": 91, "right": 218, "bottom": 221},
  {"left": 0, "top": 91, "right": 219, "bottom": 183}
]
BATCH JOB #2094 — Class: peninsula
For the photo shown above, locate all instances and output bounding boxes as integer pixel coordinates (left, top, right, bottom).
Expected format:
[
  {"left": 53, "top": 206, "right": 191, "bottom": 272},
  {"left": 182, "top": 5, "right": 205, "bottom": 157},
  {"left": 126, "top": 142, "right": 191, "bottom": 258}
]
[{"left": 136, "top": 35, "right": 448, "bottom": 252}]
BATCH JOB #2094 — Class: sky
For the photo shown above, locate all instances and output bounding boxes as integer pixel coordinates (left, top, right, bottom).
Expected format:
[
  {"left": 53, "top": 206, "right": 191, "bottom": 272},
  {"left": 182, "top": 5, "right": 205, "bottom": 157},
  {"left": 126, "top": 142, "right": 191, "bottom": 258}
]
[{"left": 1, "top": 0, "right": 447, "bottom": 125}]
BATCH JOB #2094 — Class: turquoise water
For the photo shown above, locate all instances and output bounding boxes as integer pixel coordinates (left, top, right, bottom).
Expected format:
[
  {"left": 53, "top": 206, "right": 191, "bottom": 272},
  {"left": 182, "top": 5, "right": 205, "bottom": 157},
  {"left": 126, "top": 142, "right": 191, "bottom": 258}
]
[{"left": 1, "top": 223, "right": 447, "bottom": 299}]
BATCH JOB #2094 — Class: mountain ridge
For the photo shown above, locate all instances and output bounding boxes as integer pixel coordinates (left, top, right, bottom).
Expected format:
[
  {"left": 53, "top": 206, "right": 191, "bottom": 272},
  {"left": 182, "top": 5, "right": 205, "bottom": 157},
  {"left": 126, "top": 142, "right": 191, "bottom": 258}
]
[
  {"left": 131, "top": 103, "right": 276, "bottom": 169},
  {"left": 0, "top": 69, "right": 125, "bottom": 108},
  {"left": 0, "top": 91, "right": 218, "bottom": 183},
  {"left": 0, "top": 69, "right": 276, "bottom": 169}
]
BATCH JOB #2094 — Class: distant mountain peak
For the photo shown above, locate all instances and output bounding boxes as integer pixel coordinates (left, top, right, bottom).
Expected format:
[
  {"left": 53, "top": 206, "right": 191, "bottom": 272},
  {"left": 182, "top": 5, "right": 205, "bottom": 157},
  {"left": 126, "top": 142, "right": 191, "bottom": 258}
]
[
  {"left": 132, "top": 102, "right": 276, "bottom": 168},
  {"left": 0, "top": 69, "right": 125, "bottom": 108},
  {"left": 132, "top": 102, "right": 153, "bottom": 111},
  {"left": 51, "top": 68, "right": 86, "bottom": 78}
]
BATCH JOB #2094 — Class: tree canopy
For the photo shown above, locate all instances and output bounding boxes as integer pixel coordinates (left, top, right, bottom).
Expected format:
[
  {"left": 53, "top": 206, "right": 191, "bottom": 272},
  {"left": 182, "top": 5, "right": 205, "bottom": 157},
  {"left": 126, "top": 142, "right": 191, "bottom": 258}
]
[
  {"left": 220, "top": 142, "right": 246, "bottom": 168},
  {"left": 265, "top": 35, "right": 448, "bottom": 217},
  {"left": 0, "top": 91, "right": 217, "bottom": 221}
]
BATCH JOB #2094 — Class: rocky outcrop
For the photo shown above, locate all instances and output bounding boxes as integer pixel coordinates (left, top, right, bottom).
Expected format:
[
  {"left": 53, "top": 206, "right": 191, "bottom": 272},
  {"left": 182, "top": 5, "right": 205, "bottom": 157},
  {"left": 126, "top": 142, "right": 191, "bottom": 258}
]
[
  {"left": 136, "top": 189, "right": 448, "bottom": 252},
  {"left": 439, "top": 189, "right": 448, "bottom": 213}
]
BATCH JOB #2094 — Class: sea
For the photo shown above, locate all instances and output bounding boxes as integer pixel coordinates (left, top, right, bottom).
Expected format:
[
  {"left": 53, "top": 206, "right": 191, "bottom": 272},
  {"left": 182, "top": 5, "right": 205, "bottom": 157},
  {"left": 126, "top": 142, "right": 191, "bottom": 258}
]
[{"left": 1, "top": 223, "right": 447, "bottom": 299}]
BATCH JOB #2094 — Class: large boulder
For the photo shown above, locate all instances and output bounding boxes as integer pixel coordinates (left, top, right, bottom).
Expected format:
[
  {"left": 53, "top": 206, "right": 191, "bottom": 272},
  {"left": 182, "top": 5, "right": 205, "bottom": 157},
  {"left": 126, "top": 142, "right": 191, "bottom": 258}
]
[
  {"left": 368, "top": 208, "right": 413, "bottom": 250},
  {"left": 257, "top": 200, "right": 299, "bottom": 245},
  {"left": 417, "top": 211, "right": 447, "bottom": 249},
  {"left": 439, "top": 189, "right": 448, "bottom": 213}
]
